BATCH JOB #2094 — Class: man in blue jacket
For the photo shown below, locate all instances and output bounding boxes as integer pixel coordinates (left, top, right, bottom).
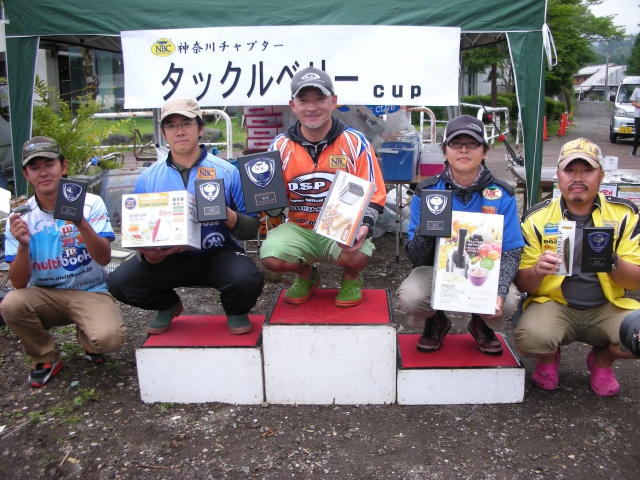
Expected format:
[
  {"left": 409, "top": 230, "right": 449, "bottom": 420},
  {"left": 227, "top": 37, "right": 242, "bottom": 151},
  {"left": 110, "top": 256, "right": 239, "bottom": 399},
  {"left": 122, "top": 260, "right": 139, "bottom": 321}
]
[{"left": 108, "top": 98, "right": 264, "bottom": 335}]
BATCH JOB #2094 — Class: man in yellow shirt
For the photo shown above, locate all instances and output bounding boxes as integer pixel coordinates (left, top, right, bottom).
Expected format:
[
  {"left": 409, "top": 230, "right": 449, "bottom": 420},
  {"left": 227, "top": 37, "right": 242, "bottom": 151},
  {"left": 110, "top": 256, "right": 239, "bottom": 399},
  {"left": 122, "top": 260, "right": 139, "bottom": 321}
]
[{"left": 515, "top": 138, "right": 640, "bottom": 396}]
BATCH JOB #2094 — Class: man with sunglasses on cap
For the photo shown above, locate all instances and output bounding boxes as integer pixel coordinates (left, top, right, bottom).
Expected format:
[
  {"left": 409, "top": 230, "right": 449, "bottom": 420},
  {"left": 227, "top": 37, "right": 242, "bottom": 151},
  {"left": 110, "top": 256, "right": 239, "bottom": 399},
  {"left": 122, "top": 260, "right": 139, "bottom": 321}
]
[
  {"left": 260, "top": 67, "right": 386, "bottom": 307},
  {"left": 107, "top": 98, "right": 264, "bottom": 335},
  {"left": 397, "top": 115, "right": 524, "bottom": 355},
  {"left": 2, "top": 136, "right": 126, "bottom": 387},
  {"left": 515, "top": 138, "right": 640, "bottom": 396}
]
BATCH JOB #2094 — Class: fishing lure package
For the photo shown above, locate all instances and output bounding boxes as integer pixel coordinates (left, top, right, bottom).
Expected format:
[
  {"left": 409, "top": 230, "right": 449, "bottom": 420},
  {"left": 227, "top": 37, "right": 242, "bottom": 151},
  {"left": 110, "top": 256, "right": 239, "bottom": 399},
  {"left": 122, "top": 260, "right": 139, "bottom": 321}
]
[{"left": 555, "top": 220, "right": 576, "bottom": 276}]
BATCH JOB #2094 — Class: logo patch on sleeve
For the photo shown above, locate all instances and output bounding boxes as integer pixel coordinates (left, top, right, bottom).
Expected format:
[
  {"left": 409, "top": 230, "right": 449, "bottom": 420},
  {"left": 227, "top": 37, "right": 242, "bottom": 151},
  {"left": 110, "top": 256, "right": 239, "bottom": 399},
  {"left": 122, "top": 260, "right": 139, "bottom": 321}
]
[
  {"left": 196, "top": 167, "right": 217, "bottom": 179},
  {"left": 329, "top": 155, "right": 348, "bottom": 169}
]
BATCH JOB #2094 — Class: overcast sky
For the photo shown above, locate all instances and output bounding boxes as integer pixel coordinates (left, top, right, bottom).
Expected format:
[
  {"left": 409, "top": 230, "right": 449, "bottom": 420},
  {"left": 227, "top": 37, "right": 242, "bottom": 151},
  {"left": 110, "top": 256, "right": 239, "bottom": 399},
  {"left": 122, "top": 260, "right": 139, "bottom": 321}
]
[{"left": 588, "top": 0, "right": 640, "bottom": 36}]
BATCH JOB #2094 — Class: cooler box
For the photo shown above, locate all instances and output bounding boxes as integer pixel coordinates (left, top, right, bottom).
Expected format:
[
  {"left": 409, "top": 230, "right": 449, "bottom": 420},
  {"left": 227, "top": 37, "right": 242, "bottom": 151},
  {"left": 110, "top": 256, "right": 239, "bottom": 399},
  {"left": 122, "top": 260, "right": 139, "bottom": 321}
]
[
  {"left": 379, "top": 136, "right": 420, "bottom": 181},
  {"left": 419, "top": 144, "right": 445, "bottom": 176}
]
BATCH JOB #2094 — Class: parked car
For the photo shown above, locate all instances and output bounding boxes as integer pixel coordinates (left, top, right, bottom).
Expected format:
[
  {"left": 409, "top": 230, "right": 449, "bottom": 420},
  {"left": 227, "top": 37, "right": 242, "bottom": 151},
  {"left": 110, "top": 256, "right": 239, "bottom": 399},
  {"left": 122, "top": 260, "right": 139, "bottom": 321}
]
[{"left": 610, "top": 76, "right": 640, "bottom": 143}]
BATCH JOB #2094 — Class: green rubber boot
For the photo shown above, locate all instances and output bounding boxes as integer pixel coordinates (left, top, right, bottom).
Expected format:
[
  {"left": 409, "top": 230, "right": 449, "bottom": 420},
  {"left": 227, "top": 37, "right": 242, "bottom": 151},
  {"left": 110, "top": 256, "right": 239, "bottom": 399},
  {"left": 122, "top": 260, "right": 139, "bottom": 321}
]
[{"left": 145, "top": 300, "right": 183, "bottom": 335}]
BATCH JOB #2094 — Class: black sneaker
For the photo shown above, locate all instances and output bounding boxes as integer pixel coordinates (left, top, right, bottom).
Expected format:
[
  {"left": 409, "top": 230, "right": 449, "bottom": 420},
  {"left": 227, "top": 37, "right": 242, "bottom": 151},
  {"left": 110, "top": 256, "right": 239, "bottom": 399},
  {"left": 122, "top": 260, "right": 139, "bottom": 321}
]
[
  {"left": 83, "top": 350, "right": 106, "bottom": 364},
  {"left": 417, "top": 310, "right": 452, "bottom": 352},
  {"left": 467, "top": 314, "right": 503, "bottom": 355},
  {"left": 29, "top": 357, "right": 63, "bottom": 388}
]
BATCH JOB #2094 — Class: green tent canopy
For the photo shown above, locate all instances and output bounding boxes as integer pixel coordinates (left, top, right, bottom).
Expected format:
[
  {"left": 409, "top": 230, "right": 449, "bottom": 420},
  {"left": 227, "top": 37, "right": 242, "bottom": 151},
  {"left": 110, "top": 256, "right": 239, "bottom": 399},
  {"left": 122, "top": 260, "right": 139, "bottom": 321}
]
[{"left": 4, "top": 0, "right": 548, "bottom": 204}]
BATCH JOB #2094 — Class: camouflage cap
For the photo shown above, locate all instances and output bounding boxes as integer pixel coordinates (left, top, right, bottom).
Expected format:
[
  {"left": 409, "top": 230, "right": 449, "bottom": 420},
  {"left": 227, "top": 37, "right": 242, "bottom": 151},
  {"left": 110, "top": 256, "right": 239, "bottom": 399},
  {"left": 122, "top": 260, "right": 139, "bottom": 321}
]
[{"left": 21, "top": 136, "right": 62, "bottom": 166}]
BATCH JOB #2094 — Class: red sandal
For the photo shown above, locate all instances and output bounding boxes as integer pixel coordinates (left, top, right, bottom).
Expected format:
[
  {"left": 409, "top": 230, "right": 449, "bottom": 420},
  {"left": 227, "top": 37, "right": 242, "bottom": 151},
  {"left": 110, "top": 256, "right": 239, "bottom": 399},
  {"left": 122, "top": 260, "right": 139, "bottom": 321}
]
[{"left": 531, "top": 348, "right": 561, "bottom": 391}]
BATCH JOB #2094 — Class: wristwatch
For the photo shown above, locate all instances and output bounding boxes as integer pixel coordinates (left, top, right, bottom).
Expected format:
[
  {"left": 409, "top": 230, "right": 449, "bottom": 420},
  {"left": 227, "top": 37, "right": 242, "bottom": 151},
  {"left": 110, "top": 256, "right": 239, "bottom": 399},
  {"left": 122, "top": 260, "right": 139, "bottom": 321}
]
[
  {"left": 362, "top": 219, "right": 374, "bottom": 239},
  {"left": 611, "top": 252, "right": 619, "bottom": 271}
]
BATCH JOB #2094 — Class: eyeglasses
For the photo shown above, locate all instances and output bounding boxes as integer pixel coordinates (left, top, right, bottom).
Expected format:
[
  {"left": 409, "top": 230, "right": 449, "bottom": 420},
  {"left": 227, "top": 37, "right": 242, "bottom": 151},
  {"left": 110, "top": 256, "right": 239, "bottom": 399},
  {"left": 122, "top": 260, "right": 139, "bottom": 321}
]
[
  {"left": 447, "top": 139, "right": 482, "bottom": 150},
  {"left": 162, "top": 121, "right": 196, "bottom": 131}
]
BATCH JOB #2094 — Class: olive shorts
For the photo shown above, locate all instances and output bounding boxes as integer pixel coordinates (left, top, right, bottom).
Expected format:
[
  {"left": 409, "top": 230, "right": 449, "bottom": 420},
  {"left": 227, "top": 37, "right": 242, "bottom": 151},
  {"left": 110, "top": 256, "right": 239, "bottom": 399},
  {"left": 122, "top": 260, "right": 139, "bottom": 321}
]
[{"left": 259, "top": 222, "right": 375, "bottom": 265}]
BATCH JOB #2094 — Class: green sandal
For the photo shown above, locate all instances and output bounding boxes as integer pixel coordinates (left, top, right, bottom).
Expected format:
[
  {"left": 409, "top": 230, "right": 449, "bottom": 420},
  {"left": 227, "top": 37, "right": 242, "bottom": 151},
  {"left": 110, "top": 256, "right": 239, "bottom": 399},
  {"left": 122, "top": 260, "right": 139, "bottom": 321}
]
[
  {"left": 335, "top": 272, "right": 363, "bottom": 307},
  {"left": 284, "top": 267, "right": 320, "bottom": 305}
]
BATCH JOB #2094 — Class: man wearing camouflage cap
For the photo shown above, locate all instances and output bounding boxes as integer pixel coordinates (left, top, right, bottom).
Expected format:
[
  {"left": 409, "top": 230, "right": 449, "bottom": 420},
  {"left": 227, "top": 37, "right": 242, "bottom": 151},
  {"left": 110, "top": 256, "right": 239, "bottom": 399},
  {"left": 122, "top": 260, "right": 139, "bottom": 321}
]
[
  {"left": 515, "top": 138, "right": 640, "bottom": 396},
  {"left": 2, "top": 136, "right": 125, "bottom": 387}
]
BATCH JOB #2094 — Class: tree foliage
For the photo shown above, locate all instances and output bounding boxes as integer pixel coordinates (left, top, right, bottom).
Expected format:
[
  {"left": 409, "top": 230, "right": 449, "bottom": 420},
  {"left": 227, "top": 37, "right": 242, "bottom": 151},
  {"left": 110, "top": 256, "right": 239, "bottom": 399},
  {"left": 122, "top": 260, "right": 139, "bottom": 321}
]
[
  {"left": 462, "top": 43, "right": 514, "bottom": 95},
  {"left": 627, "top": 34, "right": 640, "bottom": 75},
  {"left": 545, "top": 0, "right": 624, "bottom": 96},
  {"left": 31, "top": 77, "right": 125, "bottom": 176},
  {"left": 462, "top": 0, "right": 625, "bottom": 100}
]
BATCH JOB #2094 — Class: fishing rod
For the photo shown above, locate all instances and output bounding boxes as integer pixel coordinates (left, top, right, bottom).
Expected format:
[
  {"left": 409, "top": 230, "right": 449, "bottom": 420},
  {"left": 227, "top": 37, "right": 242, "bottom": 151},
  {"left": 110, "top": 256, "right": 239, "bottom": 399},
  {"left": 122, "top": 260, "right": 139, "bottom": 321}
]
[{"left": 476, "top": 97, "right": 525, "bottom": 167}]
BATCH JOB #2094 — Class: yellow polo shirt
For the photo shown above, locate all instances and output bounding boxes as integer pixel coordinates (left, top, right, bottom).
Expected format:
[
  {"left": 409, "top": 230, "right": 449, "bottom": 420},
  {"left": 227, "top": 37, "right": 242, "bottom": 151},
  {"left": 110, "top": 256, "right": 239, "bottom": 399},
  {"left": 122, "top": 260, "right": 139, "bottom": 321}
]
[{"left": 520, "top": 194, "right": 640, "bottom": 310}]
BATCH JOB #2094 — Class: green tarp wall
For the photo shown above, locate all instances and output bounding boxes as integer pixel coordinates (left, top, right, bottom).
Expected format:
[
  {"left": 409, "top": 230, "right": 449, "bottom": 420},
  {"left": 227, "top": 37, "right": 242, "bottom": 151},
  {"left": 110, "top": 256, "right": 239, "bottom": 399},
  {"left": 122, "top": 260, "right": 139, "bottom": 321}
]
[{"left": 4, "top": 0, "right": 547, "bottom": 204}]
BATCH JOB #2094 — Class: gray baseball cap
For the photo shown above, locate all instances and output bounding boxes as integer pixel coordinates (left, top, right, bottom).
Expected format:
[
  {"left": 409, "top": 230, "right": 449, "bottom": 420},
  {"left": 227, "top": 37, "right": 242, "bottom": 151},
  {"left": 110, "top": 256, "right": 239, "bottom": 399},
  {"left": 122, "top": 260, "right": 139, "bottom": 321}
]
[{"left": 291, "top": 67, "right": 335, "bottom": 97}]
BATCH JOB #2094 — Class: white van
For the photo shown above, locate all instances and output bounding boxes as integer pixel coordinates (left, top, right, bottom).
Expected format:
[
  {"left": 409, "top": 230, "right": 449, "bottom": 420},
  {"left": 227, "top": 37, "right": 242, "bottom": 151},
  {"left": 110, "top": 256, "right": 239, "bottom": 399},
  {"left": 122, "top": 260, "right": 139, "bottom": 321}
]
[{"left": 610, "top": 76, "right": 640, "bottom": 143}]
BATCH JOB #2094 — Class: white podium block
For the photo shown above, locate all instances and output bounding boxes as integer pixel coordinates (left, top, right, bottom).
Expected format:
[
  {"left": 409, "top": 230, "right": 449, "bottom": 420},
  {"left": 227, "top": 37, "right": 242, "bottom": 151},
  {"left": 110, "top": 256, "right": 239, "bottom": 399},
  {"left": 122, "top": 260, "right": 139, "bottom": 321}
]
[
  {"left": 136, "top": 315, "right": 264, "bottom": 404},
  {"left": 263, "top": 289, "right": 396, "bottom": 405},
  {"left": 397, "top": 333, "right": 525, "bottom": 405}
]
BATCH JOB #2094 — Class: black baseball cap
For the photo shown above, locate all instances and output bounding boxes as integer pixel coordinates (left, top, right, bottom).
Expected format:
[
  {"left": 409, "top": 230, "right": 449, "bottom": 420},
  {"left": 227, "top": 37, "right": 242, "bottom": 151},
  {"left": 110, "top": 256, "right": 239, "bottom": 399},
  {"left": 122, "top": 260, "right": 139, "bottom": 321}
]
[{"left": 443, "top": 115, "right": 487, "bottom": 144}]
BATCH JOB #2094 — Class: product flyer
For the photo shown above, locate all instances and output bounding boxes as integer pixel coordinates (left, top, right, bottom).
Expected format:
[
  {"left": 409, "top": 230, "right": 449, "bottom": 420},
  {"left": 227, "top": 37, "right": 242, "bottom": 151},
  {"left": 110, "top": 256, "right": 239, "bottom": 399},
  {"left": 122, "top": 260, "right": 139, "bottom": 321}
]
[{"left": 431, "top": 211, "right": 504, "bottom": 315}]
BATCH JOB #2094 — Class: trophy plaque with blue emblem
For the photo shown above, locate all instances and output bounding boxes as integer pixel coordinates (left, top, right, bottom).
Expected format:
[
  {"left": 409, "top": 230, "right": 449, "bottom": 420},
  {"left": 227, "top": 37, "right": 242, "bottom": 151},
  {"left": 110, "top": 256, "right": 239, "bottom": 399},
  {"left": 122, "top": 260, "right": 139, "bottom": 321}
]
[
  {"left": 419, "top": 190, "right": 452, "bottom": 236},
  {"left": 581, "top": 227, "right": 614, "bottom": 272},
  {"left": 237, "top": 150, "right": 288, "bottom": 214},
  {"left": 194, "top": 179, "right": 227, "bottom": 222},
  {"left": 54, "top": 179, "right": 87, "bottom": 222}
]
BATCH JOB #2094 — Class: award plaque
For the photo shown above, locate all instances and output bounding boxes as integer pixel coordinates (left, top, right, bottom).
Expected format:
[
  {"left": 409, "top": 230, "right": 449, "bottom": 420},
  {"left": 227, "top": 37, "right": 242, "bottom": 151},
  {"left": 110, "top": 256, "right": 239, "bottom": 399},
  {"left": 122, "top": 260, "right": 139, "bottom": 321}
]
[
  {"left": 581, "top": 227, "right": 614, "bottom": 273},
  {"left": 194, "top": 179, "right": 228, "bottom": 222},
  {"left": 419, "top": 190, "right": 452, "bottom": 237},
  {"left": 54, "top": 179, "right": 87, "bottom": 222},
  {"left": 237, "top": 150, "right": 288, "bottom": 214}
]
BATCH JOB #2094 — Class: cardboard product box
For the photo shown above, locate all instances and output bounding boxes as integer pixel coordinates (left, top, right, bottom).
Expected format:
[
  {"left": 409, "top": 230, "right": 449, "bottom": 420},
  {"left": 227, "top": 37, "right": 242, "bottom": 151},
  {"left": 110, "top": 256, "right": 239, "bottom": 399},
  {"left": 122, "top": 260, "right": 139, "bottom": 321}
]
[
  {"left": 431, "top": 211, "right": 504, "bottom": 315},
  {"left": 0, "top": 187, "right": 11, "bottom": 220},
  {"left": 244, "top": 113, "right": 283, "bottom": 128},
  {"left": 246, "top": 138, "right": 273, "bottom": 150},
  {"left": 54, "top": 179, "right": 88, "bottom": 222},
  {"left": 314, "top": 170, "right": 374, "bottom": 247},
  {"left": 237, "top": 150, "right": 289, "bottom": 214},
  {"left": 247, "top": 126, "right": 280, "bottom": 138},
  {"left": 617, "top": 185, "right": 640, "bottom": 206},
  {"left": 242, "top": 106, "right": 273, "bottom": 115},
  {"left": 121, "top": 190, "right": 200, "bottom": 249},
  {"left": 603, "top": 156, "right": 618, "bottom": 171}
]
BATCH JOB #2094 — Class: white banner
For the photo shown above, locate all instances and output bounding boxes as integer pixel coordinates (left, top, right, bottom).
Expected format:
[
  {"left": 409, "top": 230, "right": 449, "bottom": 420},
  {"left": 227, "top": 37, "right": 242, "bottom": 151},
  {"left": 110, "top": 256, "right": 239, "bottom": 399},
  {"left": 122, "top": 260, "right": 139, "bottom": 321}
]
[{"left": 121, "top": 25, "right": 460, "bottom": 108}]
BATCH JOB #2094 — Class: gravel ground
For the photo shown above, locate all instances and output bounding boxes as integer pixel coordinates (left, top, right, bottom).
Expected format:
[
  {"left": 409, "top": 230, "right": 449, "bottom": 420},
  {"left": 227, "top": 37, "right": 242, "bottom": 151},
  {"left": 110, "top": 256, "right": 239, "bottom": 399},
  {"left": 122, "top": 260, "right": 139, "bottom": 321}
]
[{"left": 0, "top": 101, "right": 639, "bottom": 480}]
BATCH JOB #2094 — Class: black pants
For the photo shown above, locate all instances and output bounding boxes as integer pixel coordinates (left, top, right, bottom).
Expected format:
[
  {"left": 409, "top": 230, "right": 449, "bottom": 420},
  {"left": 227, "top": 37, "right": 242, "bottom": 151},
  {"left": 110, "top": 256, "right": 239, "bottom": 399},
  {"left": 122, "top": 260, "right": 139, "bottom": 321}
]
[
  {"left": 634, "top": 117, "right": 640, "bottom": 154},
  {"left": 107, "top": 248, "right": 264, "bottom": 315}
]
